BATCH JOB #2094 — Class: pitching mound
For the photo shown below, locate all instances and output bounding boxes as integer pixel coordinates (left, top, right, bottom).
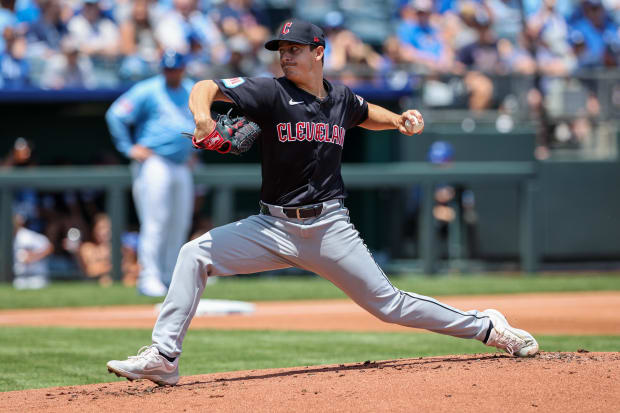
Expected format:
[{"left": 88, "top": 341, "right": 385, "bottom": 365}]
[{"left": 2, "top": 352, "right": 618, "bottom": 412}]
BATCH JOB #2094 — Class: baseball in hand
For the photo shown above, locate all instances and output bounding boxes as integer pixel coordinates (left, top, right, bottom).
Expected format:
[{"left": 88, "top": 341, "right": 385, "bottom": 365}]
[{"left": 405, "top": 118, "right": 423, "bottom": 134}]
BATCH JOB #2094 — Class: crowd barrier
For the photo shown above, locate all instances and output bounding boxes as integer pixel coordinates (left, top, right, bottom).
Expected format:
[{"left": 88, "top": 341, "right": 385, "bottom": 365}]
[{"left": 0, "top": 162, "right": 538, "bottom": 281}]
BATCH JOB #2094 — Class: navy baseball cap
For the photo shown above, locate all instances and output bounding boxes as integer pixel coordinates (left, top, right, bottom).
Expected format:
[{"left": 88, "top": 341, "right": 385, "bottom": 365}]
[
  {"left": 161, "top": 49, "right": 186, "bottom": 70},
  {"left": 265, "top": 19, "right": 326, "bottom": 51}
]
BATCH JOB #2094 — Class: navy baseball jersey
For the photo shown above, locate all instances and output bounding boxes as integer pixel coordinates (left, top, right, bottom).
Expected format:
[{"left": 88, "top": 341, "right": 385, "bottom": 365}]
[{"left": 213, "top": 77, "right": 368, "bottom": 207}]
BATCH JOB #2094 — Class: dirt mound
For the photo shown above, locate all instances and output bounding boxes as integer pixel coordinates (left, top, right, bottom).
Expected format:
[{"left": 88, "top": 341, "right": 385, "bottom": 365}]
[{"left": 2, "top": 352, "right": 618, "bottom": 412}]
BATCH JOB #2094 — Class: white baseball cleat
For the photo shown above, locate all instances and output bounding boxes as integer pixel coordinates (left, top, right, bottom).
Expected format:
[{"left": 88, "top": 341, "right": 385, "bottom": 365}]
[
  {"left": 481, "top": 309, "right": 539, "bottom": 357},
  {"left": 107, "top": 345, "right": 179, "bottom": 386}
]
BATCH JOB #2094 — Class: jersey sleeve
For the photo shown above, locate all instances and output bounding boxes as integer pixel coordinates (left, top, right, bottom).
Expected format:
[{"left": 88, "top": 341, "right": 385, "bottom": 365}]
[
  {"left": 105, "top": 83, "right": 149, "bottom": 157},
  {"left": 343, "top": 86, "right": 369, "bottom": 129},
  {"left": 213, "top": 77, "right": 277, "bottom": 121}
]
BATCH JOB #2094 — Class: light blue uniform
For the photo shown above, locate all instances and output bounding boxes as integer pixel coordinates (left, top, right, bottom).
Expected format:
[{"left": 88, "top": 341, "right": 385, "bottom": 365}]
[
  {"left": 106, "top": 75, "right": 195, "bottom": 163},
  {"left": 106, "top": 75, "right": 196, "bottom": 295}
]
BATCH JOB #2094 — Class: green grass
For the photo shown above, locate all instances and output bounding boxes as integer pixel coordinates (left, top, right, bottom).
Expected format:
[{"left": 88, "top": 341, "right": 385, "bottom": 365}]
[
  {"left": 1, "top": 273, "right": 619, "bottom": 309},
  {"left": 0, "top": 326, "right": 618, "bottom": 392}
]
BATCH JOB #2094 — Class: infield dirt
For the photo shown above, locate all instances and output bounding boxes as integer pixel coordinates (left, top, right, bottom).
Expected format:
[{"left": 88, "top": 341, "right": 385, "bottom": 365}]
[{"left": 1, "top": 291, "right": 619, "bottom": 334}]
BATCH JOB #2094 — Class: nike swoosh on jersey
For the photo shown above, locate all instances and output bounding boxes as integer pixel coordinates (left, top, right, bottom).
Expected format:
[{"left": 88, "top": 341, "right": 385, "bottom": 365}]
[{"left": 288, "top": 98, "right": 304, "bottom": 105}]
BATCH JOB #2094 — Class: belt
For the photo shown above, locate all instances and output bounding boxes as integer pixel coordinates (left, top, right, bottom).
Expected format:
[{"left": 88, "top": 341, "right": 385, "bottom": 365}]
[{"left": 260, "top": 199, "right": 342, "bottom": 219}]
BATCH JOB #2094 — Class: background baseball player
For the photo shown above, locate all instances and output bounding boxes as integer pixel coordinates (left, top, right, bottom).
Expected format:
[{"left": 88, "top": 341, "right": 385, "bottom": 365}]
[
  {"left": 107, "top": 20, "right": 538, "bottom": 386},
  {"left": 106, "top": 49, "right": 196, "bottom": 297}
]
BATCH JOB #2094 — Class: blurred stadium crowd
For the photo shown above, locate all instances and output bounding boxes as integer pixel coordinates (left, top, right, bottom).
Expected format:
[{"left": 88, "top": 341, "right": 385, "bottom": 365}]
[
  {"left": 2, "top": 0, "right": 620, "bottom": 151},
  {"left": 0, "top": 0, "right": 618, "bottom": 93}
]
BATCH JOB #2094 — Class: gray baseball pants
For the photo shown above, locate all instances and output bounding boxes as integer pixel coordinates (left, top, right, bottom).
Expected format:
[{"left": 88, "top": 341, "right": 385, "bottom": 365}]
[{"left": 152, "top": 199, "right": 492, "bottom": 357}]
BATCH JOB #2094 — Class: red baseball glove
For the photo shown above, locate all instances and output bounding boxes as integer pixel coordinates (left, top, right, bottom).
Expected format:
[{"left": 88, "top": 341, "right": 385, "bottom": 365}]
[{"left": 184, "top": 110, "right": 261, "bottom": 155}]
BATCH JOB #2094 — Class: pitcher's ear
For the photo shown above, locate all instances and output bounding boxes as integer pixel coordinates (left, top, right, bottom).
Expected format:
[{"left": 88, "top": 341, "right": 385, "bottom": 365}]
[{"left": 315, "top": 45, "right": 325, "bottom": 61}]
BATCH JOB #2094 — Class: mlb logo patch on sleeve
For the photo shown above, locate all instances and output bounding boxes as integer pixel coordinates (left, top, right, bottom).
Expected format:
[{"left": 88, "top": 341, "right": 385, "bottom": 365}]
[
  {"left": 222, "top": 77, "right": 246, "bottom": 88},
  {"left": 355, "top": 95, "right": 364, "bottom": 106},
  {"left": 114, "top": 98, "right": 134, "bottom": 115}
]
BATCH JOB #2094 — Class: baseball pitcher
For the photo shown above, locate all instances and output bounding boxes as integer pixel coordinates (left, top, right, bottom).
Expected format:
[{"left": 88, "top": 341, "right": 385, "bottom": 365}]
[{"left": 107, "top": 19, "right": 538, "bottom": 386}]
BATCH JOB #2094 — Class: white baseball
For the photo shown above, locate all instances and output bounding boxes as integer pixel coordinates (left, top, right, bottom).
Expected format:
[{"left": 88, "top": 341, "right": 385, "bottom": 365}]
[{"left": 405, "top": 118, "right": 423, "bottom": 134}]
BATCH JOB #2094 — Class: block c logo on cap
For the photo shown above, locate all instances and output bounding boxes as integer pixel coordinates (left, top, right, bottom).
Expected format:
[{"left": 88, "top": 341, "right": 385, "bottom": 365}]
[{"left": 281, "top": 21, "right": 292, "bottom": 35}]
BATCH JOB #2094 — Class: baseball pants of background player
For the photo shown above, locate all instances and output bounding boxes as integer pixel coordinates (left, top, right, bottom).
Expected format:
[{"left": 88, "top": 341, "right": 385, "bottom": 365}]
[
  {"left": 132, "top": 155, "right": 193, "bottom": 288},
  {"left": 152, "top": 199, "right": 492, "bottom": 357}
]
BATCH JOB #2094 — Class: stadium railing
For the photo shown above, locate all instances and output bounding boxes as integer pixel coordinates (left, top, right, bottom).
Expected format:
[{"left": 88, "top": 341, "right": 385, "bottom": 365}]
[{"left": 0, "top": 162, "right": 538, "bottom": 282}]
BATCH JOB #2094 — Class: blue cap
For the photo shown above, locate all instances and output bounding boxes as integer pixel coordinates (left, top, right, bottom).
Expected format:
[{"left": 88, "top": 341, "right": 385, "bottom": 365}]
[
  {"left": 427, "top": 141, "right": 454, "bottom": 164},
  {"left": 161, "top": 49, "right": 186, "bottom": 70}
]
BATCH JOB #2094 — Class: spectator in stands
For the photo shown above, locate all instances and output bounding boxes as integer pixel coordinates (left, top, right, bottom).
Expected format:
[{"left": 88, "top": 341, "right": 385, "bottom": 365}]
[
  {"left": 25, "top": 0, "right": 70, "bottom": 59},
  {"left": 397, "top": 0, "right": 454, "bottom": 73},
  {"left": 118, "top": 0, "right": 160, "bottom": 81},
  {"left": 41, "top": 189, "right": 90, "bottom": 274},
  {"left": 570, "top": 0, "right": 619, "bottom": 68},
  {"left": 155, "top": 0, "right": 226, "bottom": 63},
  {"left": 528, "top": 0, "right": 576, "bottom": 76},
  {"left": 0, "top": 25, "right": 30, "bottom": 88},
  {"left": 457, "top": 9, "right": 504, "bottom": 73},
  {"left": 74, "top": 213, "right": 113, "bottom": 286},
  {"left": 218, "top": 33, "right": 264, "bottom": 77},
  {"left": 322, "top": 10, "right": 344, "bottom": 70},
  {"left": 1, "top": 136, "right": 35, "bottom": 168},
  {"left": 67, "top": 0, "right": 120, "bottom": 59},
  {"left": 184, "top": 30, "right": 210, "bottom": 79},
  {"left": 1, "top": 137, "right": 48, "bottom": 233},
  {"left": 436, "top": 0, "right": 474, "bottom": 53},
  {"left": 455, "top": 9, "right": 498, "bottom": 110},
  {"left": 62, "top": 213, "right": 140, "bottom": 286},
  {"left": 0, "top": 0, "right": 17, "bottom": 54},
  {"left": 40, "top": 35, "right": 96, "bottom": 89},
  {"left": 13, "top": 212, "right": 53, "bottom": 289},
  {"left": 452, "top": 1, "right": 487, "bottom": 48},
  {"left": 213, "top": 0, "right": 260, "bottom": 38},
  {"left": 326, "top": 29, "right": 383, "bottom": 86},
  {"left": 243, "top": 23, "right": 272, "bottom": 73},
  {"left": 378, "top": 36, "right": 416, "bottom": 90},
  {"left": 455, "top": 8, "right": 535, "bottom": 110},
  {"left": 497, "top": 33, "right": 538, "bottom": 74},
  {"left": 486, "top": 0, "right": 524, "bottom": 43}
]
